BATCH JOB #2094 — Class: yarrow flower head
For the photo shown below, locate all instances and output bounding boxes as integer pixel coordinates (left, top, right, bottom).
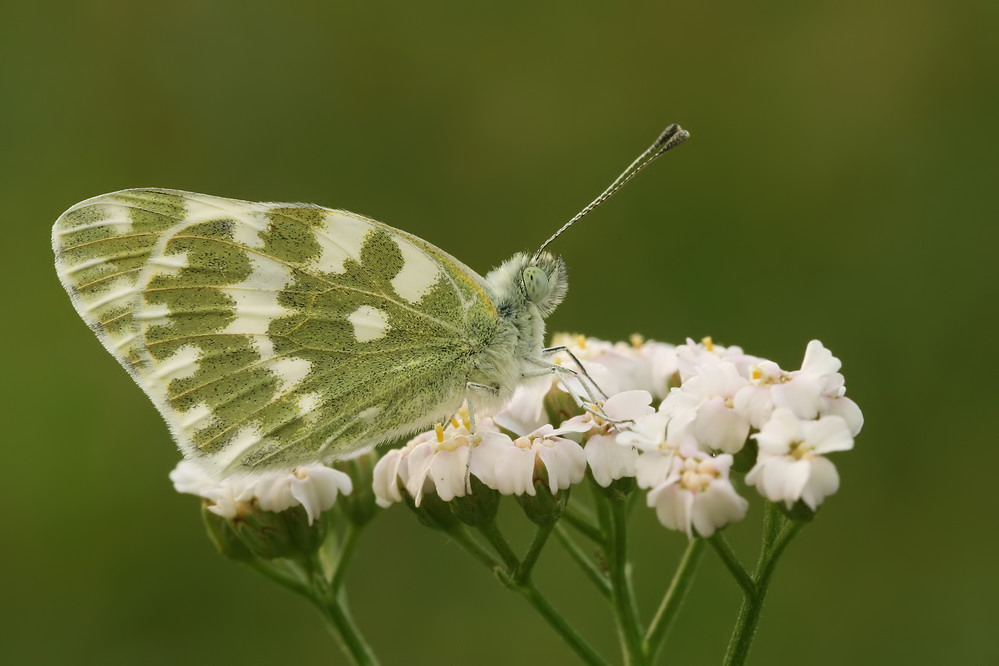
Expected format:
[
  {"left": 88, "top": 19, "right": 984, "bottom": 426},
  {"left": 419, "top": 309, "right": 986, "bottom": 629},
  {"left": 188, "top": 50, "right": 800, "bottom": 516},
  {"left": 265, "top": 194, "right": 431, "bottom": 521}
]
[
  {"left": 372, "top": 412, "right": 505, "bottom": 507},
  {"left": 661, "top": 357, "right": 751, "bottom": 454},
  {"left": 170, "top": 460, "right": 352, "bottom": 525},
  {"left": 369, "top": 334, "right": 862, "bottom": 537},
  {"left": 746, "top": 409, "right": 854, "bottom": 510},
  {"left": 639, "top": 445, "right": 749, "bottom": 537},
  {"left": 472, "top": 423, "right": 587, "bottom": 496}
]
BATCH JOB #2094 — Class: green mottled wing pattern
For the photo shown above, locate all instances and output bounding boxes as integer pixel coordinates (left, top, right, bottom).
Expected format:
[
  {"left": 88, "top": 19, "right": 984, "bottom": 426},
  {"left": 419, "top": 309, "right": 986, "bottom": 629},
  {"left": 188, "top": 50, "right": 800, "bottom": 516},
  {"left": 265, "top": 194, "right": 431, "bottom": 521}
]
[{"left": 53, "top": 189, "right": 498, "bottom": 476}]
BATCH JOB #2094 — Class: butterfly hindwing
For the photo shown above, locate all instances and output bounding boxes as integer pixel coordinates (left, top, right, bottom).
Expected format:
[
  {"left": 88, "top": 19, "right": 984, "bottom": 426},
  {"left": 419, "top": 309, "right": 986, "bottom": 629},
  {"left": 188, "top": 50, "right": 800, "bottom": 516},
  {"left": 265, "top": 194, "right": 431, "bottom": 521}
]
[{"left": 54, "top": 189, "right": 499, "bottom": 475}]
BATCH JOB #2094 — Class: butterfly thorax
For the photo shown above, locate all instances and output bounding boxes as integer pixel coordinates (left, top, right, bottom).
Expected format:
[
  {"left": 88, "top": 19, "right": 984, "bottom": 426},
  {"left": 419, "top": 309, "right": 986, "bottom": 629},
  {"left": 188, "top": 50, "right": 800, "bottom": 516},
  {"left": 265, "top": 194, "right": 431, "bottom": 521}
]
[{"left": 467, "top": 252, "right": 568, "bottom": 412}]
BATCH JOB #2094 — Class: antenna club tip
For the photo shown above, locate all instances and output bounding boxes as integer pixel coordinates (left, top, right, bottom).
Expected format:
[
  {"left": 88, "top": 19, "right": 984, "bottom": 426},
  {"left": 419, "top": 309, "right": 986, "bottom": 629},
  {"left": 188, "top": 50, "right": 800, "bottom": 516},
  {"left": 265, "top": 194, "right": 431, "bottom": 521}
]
[{"left": 656, "top": 123, "right": 690, "bottom": 149}]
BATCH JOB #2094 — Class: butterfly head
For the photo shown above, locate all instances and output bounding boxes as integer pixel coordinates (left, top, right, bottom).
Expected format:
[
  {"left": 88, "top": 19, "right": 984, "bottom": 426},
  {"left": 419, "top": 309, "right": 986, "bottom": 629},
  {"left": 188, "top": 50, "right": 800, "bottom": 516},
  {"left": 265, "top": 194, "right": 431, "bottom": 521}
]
[{"left": 487, "top": 251, "right": 567, "bottom": 319}]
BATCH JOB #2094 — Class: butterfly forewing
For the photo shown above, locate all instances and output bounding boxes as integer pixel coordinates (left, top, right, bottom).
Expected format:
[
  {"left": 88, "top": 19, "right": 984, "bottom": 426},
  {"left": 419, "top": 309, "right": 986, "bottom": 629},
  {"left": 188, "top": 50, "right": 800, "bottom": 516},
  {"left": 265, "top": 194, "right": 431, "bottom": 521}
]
[{"left": 54, "top": 189, "right": 498, "bottom": 475}]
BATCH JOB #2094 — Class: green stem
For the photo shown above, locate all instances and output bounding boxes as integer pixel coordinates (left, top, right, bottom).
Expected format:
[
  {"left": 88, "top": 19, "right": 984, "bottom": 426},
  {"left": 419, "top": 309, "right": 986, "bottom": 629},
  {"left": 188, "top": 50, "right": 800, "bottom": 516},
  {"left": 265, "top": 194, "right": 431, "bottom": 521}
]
[
  {"left": 708, "top": 534, "right": 754, "bottom": 597},
  {"left": 554, "top": 524, "right": 611, "bottom": 599},
  {"left": 514, "top": 580, "right": 609, "bottom": 666},
  {"left": 447, "top": 526, "right": 503, "bottom": 571},
  {"left": 562, "top": 502, "right": 605, "bottom": 543},
  {"left": 448, "top": 522, "right": 608, "bottom": 665},
  {"left": 516, "top": 522, "right": 556, "bottom": 584},
  {"left": 722, "top": 506, "right": 804, "bottom": 666},
  {"left": 331, "top": 523, "right": 365, "bottom": 592},
  {"left": 476, "top": 520, "right": 521, "bottom": 571},
  {"left": 599, "top": 494, "right": 645, "bottom": 666},
  {"left": 247, "top": 559, "right": 310, "bottom": 596},
  {"left": 643, "top": 537, "right": 706, "bottom": 661},
  {"left": 310, "top": 580, "right": 380, "bottom": 666}
]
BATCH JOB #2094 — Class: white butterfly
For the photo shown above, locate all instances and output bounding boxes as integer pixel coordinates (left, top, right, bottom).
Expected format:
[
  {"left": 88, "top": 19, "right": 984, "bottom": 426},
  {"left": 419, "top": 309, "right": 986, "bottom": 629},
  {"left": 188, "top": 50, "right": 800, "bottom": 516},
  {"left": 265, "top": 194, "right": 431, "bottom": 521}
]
[{"left": 52, "top": 125, "right": 688, "bottom": 477}]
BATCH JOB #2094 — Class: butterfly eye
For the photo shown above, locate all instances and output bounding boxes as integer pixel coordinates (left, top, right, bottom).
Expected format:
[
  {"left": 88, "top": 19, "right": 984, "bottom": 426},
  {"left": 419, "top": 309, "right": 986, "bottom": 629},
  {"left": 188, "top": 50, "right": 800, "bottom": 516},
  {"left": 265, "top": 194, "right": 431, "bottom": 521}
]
[{"left": 522, "top": 266, "right": 550, "bottom": 303}]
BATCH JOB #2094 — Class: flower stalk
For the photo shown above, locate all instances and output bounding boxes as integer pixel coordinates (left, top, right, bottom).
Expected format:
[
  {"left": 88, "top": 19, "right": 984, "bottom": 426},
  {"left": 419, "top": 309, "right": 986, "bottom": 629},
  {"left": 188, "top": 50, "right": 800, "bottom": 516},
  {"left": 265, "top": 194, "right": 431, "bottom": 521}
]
[{"left": 721, "top": 503, "right": 805, "bottom": 666}]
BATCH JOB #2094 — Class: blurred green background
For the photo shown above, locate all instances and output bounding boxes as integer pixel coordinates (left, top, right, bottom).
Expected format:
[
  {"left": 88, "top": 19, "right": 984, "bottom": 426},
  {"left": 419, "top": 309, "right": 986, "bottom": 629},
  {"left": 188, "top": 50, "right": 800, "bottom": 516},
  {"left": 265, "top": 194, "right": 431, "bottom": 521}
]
[{"left": 2, "top": 1, "right": 997, "bottom": 664}]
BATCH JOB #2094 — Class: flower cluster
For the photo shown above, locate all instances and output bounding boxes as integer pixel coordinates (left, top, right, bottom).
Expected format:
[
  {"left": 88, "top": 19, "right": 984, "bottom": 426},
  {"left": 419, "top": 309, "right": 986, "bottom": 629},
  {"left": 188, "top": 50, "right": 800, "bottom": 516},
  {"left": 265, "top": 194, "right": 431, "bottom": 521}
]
[
  {"left": 171, "top": 460, "right": 353, "bottom": 525},
  {"left": 373, "top": 335, "right": 863, "bottom": 538}
]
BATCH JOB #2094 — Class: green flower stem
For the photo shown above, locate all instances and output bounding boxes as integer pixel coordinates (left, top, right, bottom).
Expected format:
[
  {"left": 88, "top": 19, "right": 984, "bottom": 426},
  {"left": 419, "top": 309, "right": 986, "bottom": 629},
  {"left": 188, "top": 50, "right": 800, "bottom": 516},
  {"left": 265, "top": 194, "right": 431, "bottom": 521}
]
[
  {"left": 309, "top": 580, "right": 380, "bottom": 666},
  {"left": 708, "top": 534, "right": 754, "bottom": 597},
  {"left": 448, "top": 520, "right": 608, "bottom": 666},
  {"left": 554, "top": 524, "right": 611, "bottom": 599},
  {"left": 447, "top": 526, "right": 503, "bottom": 571},
  {"left": 643, "top": 537, "right": 706, "bottom": 662},
  {"left": 247, "top": 559, "right": 310, "bottom": 596},
  {"left": 599, "top": 493, "right": 645, "bottom": 666},
  {"left": 515, "top": 522, "right": 556, "bottom": 584},
  {"left": 476, "top": 520, "right": 521, "bottom": 571},
  {"left": 331, "top": 523, "right": 365, "bottom": 592},
  {"left": 722, "top": 505, "right": 804, "bottom": 666},
  {"left": 562, "top": 502, "right": 605, "bottom": 543},
  {"left": 248, "top": 553, "right": 378, "bottom": 666},
  {"left": 514, "top": 580, "right": 609, "bottom": 666}
]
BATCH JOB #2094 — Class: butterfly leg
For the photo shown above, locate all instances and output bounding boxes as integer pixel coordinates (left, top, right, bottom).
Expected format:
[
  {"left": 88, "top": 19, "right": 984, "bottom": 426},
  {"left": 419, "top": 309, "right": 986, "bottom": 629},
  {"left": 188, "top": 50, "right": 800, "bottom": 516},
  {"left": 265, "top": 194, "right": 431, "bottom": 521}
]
[
  {"left": 526, "top": 362, "right": 632, "bottom": 426},
  {"left": 464, "top": 381, "right": 500, "bottom": 493},
  {"left": 541, "top": 346, "right": 610, "bottom": 400}
]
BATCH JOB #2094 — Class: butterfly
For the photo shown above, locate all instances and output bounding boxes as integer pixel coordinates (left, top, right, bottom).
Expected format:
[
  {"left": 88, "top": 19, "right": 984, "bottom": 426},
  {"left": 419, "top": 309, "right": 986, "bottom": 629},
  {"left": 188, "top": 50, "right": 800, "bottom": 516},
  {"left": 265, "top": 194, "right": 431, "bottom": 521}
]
[{"left": 52, "top": 125, "right": 688, "bottom": 477}]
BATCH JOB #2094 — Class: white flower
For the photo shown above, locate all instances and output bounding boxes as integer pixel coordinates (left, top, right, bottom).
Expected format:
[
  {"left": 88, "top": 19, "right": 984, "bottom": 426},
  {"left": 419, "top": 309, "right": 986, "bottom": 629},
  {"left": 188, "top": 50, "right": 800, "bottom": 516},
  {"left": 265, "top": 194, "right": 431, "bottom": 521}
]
[
  {"left": 252, "top": 466, "right": 353, "bottom": 524},
  {"left": 733, "top": 340, "right": 864, "bottom": 435},
  {"left": 746, "top": 409, "right": 854, "bottom": 510},
  {"left": 675, "top": 337, "right": 759, "bottom": 383},
  {"left": 644, "top": 447, "right": 748, "bottom": 537},
  {"left": 547, "top": 333, "right": 679, "bottom": 402},
  {"left": 169, "top": 460, "right": 351, "bottom": 524},
  {"left": 472, "top": 424, "right": 586, "bottom": 496},
  {"left": 372, "top": 419, "right": 506, "bottom": 507},
  {"left": 564, "top": 390, "right": 653, "bottom": 487},
  {"left": 493, "top": 379, "right": 552, "bottom": 435},
  {"left": 618, "top": 410, "right": 670, "bottom": 453},
  {"left": 661, "top": 360, "right": 751, "bottom": 454}
]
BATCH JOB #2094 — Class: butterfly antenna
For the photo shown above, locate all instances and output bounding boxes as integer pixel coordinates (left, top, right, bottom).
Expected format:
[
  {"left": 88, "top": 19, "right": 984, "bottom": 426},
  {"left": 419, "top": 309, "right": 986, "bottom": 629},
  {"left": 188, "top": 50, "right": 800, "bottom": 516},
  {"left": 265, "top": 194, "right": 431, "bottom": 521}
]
[{"left": 532, "top": 123, "right": 690, "bottom": 262}]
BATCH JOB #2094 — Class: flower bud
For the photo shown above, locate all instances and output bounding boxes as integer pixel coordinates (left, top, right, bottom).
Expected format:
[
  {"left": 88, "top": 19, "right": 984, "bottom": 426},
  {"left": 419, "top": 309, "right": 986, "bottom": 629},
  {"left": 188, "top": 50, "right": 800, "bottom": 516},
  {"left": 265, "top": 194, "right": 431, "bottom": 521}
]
[
  {"left": 517, "top": 478, "right": 570, "bottom": 526},
  {"left": 405, "top": 491, "right": 462, "bottom": 532},
  {"left": 777, "top": 499, "right": 817, "bottom": 524},
  {"left": 229, "top": 504, "right": 327, "bottom": 560},
  {"left": 201, "top": 502, "right": 253, "bottom": 562},
  {"left": 449, "top": 477, "right": 500, "bottom": 527}
]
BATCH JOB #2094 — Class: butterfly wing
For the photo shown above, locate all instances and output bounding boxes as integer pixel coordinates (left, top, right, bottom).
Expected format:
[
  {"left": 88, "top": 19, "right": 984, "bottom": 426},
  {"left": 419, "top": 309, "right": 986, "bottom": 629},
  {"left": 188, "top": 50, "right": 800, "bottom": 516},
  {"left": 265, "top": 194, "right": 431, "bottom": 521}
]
[{"left": 54, "top": 188, "right": 499, "bottom": 475}]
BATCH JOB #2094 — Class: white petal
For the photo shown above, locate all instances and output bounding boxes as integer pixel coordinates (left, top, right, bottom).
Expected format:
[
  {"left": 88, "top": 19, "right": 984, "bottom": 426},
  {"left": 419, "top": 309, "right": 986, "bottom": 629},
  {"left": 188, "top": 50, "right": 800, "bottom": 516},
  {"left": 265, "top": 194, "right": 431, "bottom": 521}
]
[
  {"left": 821, "top": 396, "right": 864, "bottom": 436},
  {"left": 428, "top": 448, "right": 470, "bottom": 501},
  {"left": 538, "top": 438, "right": 587, "bottom": 493},
  {"left": 634, "top": 450, "right": 678, "bottom": 488},
  {"left": 169, "top": 459, "right": 216, "bottom": 496},
  {"left": 800, "top": 456, "right": 840, "bottom": 509},
  {"left": 290, "top": 467, "right": 351, "bottom": 524},
  {"left": 690, "top": 481, "right": 749, "bottom": 537},
  {"left": 805, "top": 415, "right": 854, "bottom": 454},
  {"left": 733, "top": 384, "right": 776, "bottom": 430},
  {"left": 474, "top": 439, "right": 536, "bottom": 496},
  {"left": 778, "top": 459, "right": 812, "bottom": 507},
  {"left": 647, "top": 482, "right": 691, "bottom": 535},
  {"left": 801, "top": 340, "right": 841, "bottom": 376},
  {"left": 603, "top": 390, "right": 655, "bottom": 421},
  {"left": 772, "top": 374, "right": 823, "bottom": 420},
  {"left": 252, "top": 473, "right": 297, "bottom": 513},
  {"left": 372, "top": 449, "right": 405, "bottom": 507},
  {"left": 493, "top": 380, "right": 551, "bottom": 436},
  {"left": 618, "top": 411, "right": 669, "bottom": 452},
  {"left": 753, "top": 409, "right": 801, "bottom": 454},
  {"left": 585, "top": 434, "right": 638, "bottom": 487},
  {"left": 694, "top": 399, "right": 750, "bottom": 454},
  {"left": 404, "top": 443, "right": 435, "bottom": 506}
]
